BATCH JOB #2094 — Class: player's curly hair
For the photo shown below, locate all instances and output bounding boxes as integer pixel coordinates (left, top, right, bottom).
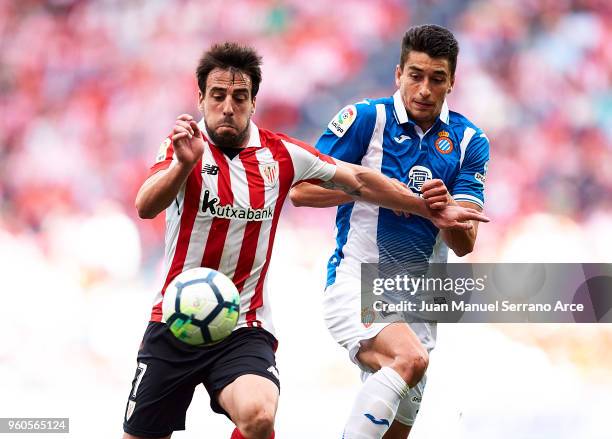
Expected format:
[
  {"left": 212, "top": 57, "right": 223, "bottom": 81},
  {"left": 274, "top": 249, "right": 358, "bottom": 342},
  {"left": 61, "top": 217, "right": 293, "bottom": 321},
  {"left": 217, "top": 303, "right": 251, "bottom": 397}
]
[
  {"left": 196, "top": 42, "right": 263, "bottom": 98},
  {"left": 400, "top": 24, "right": 459, "bottom": 76}
]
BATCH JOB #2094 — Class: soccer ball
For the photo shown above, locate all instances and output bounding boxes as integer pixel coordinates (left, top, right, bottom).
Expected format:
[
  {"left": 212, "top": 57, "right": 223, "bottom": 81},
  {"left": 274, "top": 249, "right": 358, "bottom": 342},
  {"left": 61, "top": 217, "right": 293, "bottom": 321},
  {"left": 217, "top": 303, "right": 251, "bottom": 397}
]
[{"left": 162, "top": 267, "right": 240, "bottom": 345}]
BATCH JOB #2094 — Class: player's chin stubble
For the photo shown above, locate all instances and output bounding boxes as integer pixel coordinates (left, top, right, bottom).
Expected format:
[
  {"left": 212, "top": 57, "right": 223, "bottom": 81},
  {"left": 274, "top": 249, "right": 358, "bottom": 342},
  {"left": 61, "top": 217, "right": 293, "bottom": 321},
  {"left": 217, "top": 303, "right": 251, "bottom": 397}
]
[{"left": 206, "top": 120, "right": 250, "bottom": 149}]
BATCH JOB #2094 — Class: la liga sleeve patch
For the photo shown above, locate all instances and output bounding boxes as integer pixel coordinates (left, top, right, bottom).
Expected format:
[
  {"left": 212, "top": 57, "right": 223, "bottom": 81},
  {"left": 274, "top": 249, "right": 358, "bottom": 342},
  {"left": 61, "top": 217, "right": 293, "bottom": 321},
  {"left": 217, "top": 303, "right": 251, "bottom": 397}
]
[
  {"left": 156, "top": 137, "right": 172, "bottom": 163},
  {"left": 328, "top": 105, "right": 357, "bottom": 137}
]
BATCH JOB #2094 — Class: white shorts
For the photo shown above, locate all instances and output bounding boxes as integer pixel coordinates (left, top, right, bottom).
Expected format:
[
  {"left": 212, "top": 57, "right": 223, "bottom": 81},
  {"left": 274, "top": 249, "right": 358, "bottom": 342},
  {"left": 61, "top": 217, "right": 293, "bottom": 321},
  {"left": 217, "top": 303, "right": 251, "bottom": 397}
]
[{"left": 322, "top": 275, "right": 436, "bottom": 426}]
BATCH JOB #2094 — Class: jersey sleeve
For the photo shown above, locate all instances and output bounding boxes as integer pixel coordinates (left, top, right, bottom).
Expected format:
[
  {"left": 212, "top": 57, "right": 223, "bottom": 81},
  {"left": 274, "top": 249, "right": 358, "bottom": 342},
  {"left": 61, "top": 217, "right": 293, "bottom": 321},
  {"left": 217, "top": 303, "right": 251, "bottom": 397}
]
[
  {"left": 450, "top": 131, "right": 490, "bottom": 208},
  {"left": 315, "top": 101, "right": 377, "bottom": 164},
  {"left": 279, "top": 135, "right": 337, "bottom": 185},
  {"left": 148, "top": 135, "right": 176, "bottom": 177}
]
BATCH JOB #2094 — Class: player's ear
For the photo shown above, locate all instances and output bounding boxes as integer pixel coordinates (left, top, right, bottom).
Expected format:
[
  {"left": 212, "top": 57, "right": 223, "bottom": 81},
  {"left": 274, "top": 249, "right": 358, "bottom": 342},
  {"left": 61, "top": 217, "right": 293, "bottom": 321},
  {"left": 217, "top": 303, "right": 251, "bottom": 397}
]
[
  {"left": 448, "top": 76, "right": 455, "bottom": 94},
  {"left": 251, "top": 96, "right": 257, "bottom": 115},
  {"left": 395, "top": 65, "right": 402, "bottom": 87},
  {"left": 198, "top": 90, "right": 205, "bottom": 112}
]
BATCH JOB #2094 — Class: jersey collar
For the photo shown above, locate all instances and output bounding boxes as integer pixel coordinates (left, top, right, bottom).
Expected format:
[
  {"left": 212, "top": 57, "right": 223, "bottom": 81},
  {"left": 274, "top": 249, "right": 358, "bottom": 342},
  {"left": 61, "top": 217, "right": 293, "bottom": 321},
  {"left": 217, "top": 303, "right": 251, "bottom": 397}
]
[
  {"left": 392, "top": 90, "right": 450, "bottom": 126},
  {"left": 197, "top": 119, "right": 261, "bottom": 149},
  {"left": 246, "top": 121, "right": 262, "bottom": 148}
]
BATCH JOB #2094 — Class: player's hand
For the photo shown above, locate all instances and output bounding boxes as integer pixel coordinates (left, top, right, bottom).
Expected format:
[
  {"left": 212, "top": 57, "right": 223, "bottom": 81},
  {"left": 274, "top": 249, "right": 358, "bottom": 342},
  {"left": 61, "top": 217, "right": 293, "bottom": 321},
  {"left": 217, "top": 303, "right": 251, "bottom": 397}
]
[
  {"left": 391, "top": 179, "right": 411, "bottom": 218},
  {"left": 172, "top": 114, "right": 205, "bottom": 168},
  {"left": 421, "top": 179, "right": 451, "bottom": 210},
  {"left": 429, "top": 204, "right": 490, "bottom": 230}
]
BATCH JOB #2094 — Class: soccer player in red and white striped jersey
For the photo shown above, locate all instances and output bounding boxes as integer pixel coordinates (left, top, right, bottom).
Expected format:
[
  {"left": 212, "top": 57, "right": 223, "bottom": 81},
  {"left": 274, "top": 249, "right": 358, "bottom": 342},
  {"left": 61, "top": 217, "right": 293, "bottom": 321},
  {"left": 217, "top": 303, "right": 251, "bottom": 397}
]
[
  {"left": 147, "top": 114, "right": 338, "bottom": 335},
  {"left": 122, "top": 42, "right": 489, "bottom": 439}
]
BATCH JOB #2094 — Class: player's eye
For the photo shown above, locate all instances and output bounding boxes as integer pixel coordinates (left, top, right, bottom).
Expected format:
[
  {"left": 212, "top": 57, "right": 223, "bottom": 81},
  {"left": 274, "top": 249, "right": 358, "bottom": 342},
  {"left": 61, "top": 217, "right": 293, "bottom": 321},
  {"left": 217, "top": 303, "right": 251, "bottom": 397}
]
[
  {"left": 233, "top": 94, "right": 248, "bottom": 102},
  {"left": 409, "top": 73, "right": 421, "bottom": 81},
  {"left": 432, "top": 77, "right": 445, "bottom": 84}
]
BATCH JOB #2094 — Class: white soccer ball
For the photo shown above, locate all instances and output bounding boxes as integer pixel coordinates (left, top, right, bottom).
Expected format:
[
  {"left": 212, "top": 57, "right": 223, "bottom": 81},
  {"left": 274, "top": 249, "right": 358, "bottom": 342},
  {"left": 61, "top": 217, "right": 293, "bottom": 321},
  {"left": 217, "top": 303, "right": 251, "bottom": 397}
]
[{"left": 162, "top": 267, "right": 240, "bottom": 345}]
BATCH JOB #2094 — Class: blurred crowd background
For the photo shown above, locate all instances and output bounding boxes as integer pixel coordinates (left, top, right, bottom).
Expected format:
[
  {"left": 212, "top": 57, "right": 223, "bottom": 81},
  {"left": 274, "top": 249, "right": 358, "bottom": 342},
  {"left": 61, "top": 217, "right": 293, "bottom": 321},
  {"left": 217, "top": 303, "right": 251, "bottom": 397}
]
[{"left": 1, "top": 0, "right": 611, "bottom": 438}]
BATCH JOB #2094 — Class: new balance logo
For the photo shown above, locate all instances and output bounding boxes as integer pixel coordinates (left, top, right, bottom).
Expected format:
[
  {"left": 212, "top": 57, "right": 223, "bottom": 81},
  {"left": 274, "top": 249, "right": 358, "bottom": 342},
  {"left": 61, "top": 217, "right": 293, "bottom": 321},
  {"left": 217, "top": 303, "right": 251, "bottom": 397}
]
[
  {"left": 394, "top": 134, "right": 411, "bottom": 143},
  {"left": 202, "top": 164, "right": 219, "bottom": 175},
  {"left": 364, "top": 413, "right": 390, "bottom": 427}
]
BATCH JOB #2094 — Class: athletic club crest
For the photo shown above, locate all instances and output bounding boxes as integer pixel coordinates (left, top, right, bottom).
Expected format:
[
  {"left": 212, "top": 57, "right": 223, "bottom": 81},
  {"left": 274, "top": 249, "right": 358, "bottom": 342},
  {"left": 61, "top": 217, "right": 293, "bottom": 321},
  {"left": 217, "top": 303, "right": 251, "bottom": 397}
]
[{"left": 259, "top": 161, "right": 279, "bottom": 187}]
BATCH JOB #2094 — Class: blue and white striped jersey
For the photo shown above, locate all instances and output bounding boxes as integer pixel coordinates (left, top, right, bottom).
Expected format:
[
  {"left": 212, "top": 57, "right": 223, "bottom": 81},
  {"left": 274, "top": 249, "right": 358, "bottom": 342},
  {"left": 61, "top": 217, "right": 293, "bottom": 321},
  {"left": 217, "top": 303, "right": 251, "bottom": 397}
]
[{"left": 317, "top": 91, "right": 490, "bottom": 287}]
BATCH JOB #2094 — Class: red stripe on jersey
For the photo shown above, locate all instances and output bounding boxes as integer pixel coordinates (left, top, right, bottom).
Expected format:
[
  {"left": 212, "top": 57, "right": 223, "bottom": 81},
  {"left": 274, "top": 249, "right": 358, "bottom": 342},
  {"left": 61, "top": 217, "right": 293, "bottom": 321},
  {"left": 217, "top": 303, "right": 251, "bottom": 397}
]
[
  {"left": 231, "top": 150, "right": 266, "bottom": 292},
  {"left": 150, "top": 161, "right": 203, "bottom": 321},
  {"left": 275, "top": 132, "right": 336, "bottom": 186},
  {"left": 276, "top": 132, "right": 336, "bottom": 164},
  {"left": 200, "top": 146, "right": 233, "bottom": 271},
  {"left": 246, "top": 135, "right": 295, "bottom": 326}
]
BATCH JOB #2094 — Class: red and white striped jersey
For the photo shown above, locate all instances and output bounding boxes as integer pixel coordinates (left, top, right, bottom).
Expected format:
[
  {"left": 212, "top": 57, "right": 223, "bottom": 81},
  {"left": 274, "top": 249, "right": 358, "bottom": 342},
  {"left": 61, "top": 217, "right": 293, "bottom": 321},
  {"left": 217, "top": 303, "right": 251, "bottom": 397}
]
[{"left": 148, "top": 121, "right": 336, "bottom": 337}]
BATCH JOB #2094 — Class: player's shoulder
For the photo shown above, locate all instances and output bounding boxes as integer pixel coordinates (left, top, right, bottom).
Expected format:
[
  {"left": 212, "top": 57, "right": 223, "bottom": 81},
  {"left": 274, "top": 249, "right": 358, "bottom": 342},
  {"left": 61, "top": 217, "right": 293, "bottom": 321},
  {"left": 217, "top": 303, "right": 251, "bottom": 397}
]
[
  {"left": 355, "top": 96, "right": 394, "bottom": 116},
  {"left": 339, "top": 97, "right": 380, "bottom": 121},
  {"left": 256, "top": 126, "right": 299, "bottom": 148},
  {"left": 363, "top": 96, "right": 393, "bottom": 107},
  {"left": 256, "top": 126, "right": 279, "bottom": 142},
  {"left": 447, "top": 110, "right": 488, "bottom": 142},
  {"left": 326, "top": 97, "right": 383, "bottom": 138},
  {"left": 266, "top": 129, "right": 320, "bottom": 155}
]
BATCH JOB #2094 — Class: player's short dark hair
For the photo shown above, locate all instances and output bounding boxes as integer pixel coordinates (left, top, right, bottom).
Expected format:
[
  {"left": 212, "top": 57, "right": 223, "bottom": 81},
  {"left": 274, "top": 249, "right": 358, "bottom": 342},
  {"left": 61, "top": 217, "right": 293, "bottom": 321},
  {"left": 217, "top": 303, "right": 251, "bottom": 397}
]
[
  {"left": 196, "top": 42, "right": 263, "bottom": 98},
  {"left": 400, "top": 24, "right": 459, "bottom": 77}
]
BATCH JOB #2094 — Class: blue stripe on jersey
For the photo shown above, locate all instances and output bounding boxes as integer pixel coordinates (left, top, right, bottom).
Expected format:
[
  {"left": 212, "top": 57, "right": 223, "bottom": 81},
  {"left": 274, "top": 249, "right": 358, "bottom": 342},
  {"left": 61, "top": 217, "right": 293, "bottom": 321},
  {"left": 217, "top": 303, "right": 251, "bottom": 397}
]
[{"left": 325, "top": 202, "right": 355, "bottom": 287}]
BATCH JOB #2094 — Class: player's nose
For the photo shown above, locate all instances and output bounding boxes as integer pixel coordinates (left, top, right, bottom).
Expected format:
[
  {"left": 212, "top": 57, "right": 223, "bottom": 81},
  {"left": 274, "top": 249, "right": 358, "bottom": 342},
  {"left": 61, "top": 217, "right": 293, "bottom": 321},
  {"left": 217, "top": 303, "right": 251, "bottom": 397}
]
[
  {"left": 418, "top": 84, "right": 431, "bottom": 98},
  {"left": 222, "top": 96, "right": 234, "bottom": 115}
]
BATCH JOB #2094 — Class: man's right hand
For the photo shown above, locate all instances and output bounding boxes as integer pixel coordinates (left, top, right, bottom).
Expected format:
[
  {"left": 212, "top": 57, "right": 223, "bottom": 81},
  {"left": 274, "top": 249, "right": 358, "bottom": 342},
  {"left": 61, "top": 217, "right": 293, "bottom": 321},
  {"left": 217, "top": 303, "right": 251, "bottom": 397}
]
[
  {"left": 172, "top": 114, "right": 205, "bottom": 168},
  {"left": 428, "top": 204, "right": 489, "bottom": 230},
  {"left": 421, "top": 179, "right": 452, "bottom": 210}
]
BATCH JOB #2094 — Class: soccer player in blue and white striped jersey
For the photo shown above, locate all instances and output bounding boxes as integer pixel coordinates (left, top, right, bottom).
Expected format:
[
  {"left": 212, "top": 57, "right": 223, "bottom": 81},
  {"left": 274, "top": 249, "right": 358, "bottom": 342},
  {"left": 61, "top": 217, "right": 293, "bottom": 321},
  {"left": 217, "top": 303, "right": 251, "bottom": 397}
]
[{"left": 291, "top": 24, "right": 490, "bottom": 439}]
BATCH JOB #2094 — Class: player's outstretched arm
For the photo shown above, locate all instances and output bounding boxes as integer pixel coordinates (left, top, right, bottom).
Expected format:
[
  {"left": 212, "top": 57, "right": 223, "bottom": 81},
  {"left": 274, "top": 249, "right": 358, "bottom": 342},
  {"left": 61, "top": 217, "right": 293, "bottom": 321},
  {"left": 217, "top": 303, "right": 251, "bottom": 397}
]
[
  {"left": 135, "top": 114, "right": 204, "bottom": 219},
  {"left": 290, "top": 161, "right": 408, "bottom": 209},
  {"left": 327, "top": 162, "right": 489, "bottom": 230},
  {"left": 289, "top": 181, "right": 353, "bottom": 208}
]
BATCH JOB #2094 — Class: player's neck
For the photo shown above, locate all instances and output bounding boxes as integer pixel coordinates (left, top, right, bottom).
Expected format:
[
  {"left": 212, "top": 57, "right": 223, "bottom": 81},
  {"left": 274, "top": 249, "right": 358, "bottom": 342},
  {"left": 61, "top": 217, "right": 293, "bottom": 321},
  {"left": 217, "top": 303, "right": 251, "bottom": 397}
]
[
  {"left": 216, "top": 144, "right": 243, "bottom": 159},
  {"left": 413, "top": 119, "right": 437, "bottom": 133},
  {"left": 416, "top": 122, "right": 434, "bottom": 132},
  {"left": 406, "top": 111, "right": 437, "bottom": 133}
]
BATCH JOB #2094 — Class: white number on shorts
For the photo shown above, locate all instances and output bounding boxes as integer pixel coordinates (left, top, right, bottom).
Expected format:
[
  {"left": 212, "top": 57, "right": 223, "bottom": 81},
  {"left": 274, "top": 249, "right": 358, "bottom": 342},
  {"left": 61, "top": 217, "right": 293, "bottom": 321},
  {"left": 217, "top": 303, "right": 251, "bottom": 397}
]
[{"left": 131, "top": 362, "right": 148, "bottom": 399}]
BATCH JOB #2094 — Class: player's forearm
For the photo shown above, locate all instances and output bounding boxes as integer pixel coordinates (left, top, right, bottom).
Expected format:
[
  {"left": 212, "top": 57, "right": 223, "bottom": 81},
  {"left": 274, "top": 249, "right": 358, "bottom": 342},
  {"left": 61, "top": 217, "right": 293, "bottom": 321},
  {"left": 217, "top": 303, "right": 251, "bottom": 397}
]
[
  {"left": 135, "top": 162, "right": 194, "bottom": 219},
  {"left": 289, "top": 183, "right": 353, "bottom": 208},
  {"left": 440, "top": 200, "right": 480, "bottom": 256},
  {"left": 358, "top": 171, "right": 430, "bottom": 216},
  {"left": 441, "top": 226, "right": 477, "bottom": 257}
]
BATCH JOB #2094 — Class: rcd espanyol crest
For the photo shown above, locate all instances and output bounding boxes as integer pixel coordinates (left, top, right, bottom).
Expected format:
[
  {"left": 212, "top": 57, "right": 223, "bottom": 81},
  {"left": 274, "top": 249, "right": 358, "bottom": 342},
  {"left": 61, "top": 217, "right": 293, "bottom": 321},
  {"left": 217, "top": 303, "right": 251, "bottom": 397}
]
[
  {"left": 435, "top": 130, "right": 454, "bottom": 154},
  {"left": 259, "top": 161, "right": 279, "bottom": 187}
]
